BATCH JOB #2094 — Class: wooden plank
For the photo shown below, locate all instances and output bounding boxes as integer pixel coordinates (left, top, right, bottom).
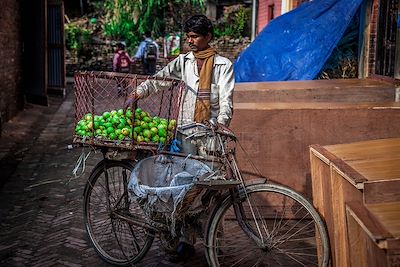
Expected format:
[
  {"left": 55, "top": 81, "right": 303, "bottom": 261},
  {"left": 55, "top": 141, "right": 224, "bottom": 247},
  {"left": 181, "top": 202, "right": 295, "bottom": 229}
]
[
  {"left": 330, "top": 159, "right": 367, "bottom": 189},
  {"left": 234, "top": 102, "right": 400, "bottom": 110},
  {"left": 364, "top": 179, "right": 400, "bottom": 204},
  {"left": 366, "top": 203, "right": 400, "bottom": 238},
  {"left": 346, "top": 202, "right": 392, "bottom": 242},
  {"left": 310, "top": 151, "right": 336, "bottom": 264},
  {"left": 330, "top": 168, "right": 364, "bottom": 266},
  {"left": 324, "top": 138, "right": 400, "bottom": 160},
  {"left": 346, "top": 206, "right": 389, "bottom": 267},
  {"left": 234, "top": 77, "right": 398, "bottom": 103},
  {"left": 310, "top": 144, "right": 340, "bottom": 165},
  {"left": 234, "top": 78, "right": 396, "bottom": 91},
  {"left": 324, "top": 138, "right": 400, "bottom": 182}
]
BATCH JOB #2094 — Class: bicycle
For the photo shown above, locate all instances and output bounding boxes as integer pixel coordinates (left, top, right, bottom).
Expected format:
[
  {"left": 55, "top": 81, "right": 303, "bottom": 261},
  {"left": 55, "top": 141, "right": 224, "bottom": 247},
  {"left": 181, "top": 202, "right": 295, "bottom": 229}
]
[{"left": 82, "top": 119, "right": 330, "bottom": 266}]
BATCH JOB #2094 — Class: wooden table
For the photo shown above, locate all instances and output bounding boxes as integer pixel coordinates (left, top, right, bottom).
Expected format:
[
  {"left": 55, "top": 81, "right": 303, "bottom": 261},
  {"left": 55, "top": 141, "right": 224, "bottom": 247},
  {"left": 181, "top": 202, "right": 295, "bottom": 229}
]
[{"left": 310, "top": 137, "right": 400, "bottom": 267}]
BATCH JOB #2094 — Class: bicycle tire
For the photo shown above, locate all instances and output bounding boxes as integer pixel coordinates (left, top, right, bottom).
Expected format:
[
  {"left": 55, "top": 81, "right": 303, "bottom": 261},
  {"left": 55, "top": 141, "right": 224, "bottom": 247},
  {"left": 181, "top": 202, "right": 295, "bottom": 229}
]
[
  {"left": 206, "top": 182, "right": 330, "bottom": 267},
  {"left": 83, "top": 159, "right": 154, "bottom": 266}
]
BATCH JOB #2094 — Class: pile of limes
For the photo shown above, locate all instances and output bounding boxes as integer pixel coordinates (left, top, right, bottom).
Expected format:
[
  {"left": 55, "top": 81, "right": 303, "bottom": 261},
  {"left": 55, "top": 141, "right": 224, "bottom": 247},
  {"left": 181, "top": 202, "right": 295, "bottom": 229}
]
[{"left": 75, "top": 108, "right": 176, "bottom": 144}]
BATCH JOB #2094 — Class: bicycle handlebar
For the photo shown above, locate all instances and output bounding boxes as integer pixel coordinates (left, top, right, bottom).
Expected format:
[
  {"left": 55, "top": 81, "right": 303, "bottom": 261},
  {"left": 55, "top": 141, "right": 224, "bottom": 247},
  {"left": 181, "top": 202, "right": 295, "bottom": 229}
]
[{"left": 179, "top": 120, "right": 236, "bottom": 140}]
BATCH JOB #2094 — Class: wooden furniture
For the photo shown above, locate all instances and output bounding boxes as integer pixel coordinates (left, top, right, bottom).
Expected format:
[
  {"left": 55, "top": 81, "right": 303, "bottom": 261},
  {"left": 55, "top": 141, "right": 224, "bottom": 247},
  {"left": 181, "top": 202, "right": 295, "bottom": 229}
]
[
  {"left": 231, "top": 78, "right": 400, "bottom": 198},
  {"left": 310, "top": 137, "right": 400, "bottom": 267}
]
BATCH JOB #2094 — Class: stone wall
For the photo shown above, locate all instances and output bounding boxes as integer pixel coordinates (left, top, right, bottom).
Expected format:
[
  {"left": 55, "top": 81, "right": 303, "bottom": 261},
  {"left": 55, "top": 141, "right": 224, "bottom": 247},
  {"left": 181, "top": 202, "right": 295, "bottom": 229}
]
[
  {"left": 0, "top": 0, "right": 23, "bottom": 134},
  {"left": 66, "top": 36, "right": 251, "bottom": 76}
]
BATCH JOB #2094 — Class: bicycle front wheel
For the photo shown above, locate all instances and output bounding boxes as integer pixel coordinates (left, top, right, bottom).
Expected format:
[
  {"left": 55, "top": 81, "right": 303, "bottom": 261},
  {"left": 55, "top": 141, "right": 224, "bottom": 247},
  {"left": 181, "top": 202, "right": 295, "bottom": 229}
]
[
  {"left": 206, "top": 183, "right": 330, "bottom": 267},
  {"left": 83, "top": 159, "right": 154, "bottom": 266}
]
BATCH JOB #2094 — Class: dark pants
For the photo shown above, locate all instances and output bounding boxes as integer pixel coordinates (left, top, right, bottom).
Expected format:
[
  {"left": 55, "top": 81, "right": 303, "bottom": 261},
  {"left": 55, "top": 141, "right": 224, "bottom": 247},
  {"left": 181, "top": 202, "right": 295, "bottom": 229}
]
[{"left": 143, "top": 59, "right": 156, "bottom": 75}]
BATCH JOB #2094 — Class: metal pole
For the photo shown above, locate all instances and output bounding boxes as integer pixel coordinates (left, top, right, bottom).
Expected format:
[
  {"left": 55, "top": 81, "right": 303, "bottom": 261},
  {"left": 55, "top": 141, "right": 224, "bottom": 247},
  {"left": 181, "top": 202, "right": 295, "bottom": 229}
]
[
  {"left": 251, "top": 0, "right": 257, "bottom": 41},
  {"left": 80, "top": 0, "right": 84, "bottom": 15}
]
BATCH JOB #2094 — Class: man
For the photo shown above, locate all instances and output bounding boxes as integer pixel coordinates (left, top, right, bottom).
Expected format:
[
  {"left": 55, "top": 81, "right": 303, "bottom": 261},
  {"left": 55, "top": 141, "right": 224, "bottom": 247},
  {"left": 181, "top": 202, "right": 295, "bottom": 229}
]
[
  {"left": 126, "top": 14, "right": 235, "bottom": 262},
  {"left": 134, "top": 31, "right": 159, "bottom": 75}
]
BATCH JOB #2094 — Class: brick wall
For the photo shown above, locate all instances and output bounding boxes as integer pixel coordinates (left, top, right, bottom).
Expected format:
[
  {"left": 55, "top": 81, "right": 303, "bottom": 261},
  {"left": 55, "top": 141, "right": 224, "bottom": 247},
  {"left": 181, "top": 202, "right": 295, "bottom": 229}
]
[
  {"left": 257, "top": 0, "right": 282, "bottom": 33},
  {"left": 0, "top": 0, "right": 23, "bottom": 134}
]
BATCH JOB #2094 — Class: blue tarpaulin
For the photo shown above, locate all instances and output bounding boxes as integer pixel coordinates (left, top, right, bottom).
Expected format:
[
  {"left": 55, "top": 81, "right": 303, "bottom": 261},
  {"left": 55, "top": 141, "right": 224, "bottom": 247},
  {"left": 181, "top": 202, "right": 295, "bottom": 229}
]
[{"left": 234, "top": 0, "right": 363, "bottom": 82}]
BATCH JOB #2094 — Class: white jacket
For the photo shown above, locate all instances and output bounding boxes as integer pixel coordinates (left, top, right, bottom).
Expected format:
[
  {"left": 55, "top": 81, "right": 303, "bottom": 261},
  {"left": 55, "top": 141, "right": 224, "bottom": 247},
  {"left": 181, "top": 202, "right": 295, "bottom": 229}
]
[{"left": 136, "top": 51, "right": 235, "bottom": 126}]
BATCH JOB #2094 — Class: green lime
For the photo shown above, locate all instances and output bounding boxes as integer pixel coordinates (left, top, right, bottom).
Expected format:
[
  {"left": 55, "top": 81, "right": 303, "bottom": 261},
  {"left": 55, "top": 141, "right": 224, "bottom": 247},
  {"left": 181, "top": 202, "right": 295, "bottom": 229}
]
[
  {"left": 119, "top": 118, "right": 126, "bottom": 126},
  {"left": 84, "top": 113, "right": 93, "bottom": 121},
  {"left": 78, "top": 120, "right": 86, "bottom": 127},
  {"left": 152, "top": 135, "right": 160, "bottom": 143},
  {"left": 106, "top": 127, "right": 114, "bottom": 134},
  {"left": 158, "top": 128, "right": 167, "bottom": 138},
  {"left": 137, "top": 135, "right": 144, "bottom": 143},
  {"left": 153, "top": 117, "right": 160, "bottom": 123},
  {"left": 143, "top": 129, "right": 151, "bottom": 139},
  {"left": 111, "top": 116, "right": 119, "bottom": 125},
  {"left": 125, "top": 110, "right": 133, "bottom": 119},
  {"left": 150, "top": 127, "right": 158, "bottom": 136},
  {"left": 102, "top": 111, "right": 111, "bottom": 119},
  {"left": 157, "top": 124, "right": 166, "bottom": 130},
  {"left": 109, "top": 132, "right": 117, "bottom": 140},
  {"left": 87, "top": 122, "right": 93, "bottom": 130},
  {"left": 94, "top": 121, "right": 101, "bottom": 129},
  {"left": 121, "top": 128, "right": 130, "bottom": 136},
  {"left": 141, "top": 122, "right": 149, "bottom": 130},
  {"left": 143, "top": 116, "right": 151, "bottom": 123}
]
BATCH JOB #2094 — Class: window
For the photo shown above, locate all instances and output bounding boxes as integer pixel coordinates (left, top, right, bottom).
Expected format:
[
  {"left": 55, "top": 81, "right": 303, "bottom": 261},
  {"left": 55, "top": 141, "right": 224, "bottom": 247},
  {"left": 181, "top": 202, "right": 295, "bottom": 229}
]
[{"left": 268, "top": 4, "right": 275, "bottom": 21}]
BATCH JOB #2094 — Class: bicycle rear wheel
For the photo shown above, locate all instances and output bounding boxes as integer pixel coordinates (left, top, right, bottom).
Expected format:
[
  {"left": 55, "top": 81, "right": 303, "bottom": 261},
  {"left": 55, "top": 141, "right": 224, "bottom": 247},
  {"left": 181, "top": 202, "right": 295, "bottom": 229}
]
[
  {"left": 206, "top": 183, "right": 330, "bottom": 267},
  {"left": 83, "top": 159, "right": 154, "bottom": 266}
]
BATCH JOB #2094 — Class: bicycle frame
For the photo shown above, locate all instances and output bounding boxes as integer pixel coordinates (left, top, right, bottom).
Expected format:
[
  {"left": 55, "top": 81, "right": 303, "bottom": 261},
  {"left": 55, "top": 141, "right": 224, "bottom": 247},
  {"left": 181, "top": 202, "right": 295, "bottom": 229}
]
[{"left": 83, "top": 121, "right": 330, "bottom": 266}]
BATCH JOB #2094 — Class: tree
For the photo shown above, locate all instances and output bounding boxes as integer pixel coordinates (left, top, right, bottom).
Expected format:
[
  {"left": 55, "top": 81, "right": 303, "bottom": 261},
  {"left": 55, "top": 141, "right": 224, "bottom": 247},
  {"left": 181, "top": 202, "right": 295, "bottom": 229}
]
[{"left": 99, "top": 0, "right": 205, "bottom": 49}]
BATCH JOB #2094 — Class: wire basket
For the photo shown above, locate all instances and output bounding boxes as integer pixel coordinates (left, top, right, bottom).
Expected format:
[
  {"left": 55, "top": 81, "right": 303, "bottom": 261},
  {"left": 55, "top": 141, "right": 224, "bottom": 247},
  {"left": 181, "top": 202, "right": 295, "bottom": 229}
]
[{"left": 73, "top": 71, "right": 185, "bottom": 150}]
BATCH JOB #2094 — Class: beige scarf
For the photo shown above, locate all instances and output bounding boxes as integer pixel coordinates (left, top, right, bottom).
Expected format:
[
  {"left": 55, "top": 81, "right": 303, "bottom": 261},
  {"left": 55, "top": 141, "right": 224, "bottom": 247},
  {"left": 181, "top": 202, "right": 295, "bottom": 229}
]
[{"left": 193, "top": 47, "right": 217, "bottom": 123}]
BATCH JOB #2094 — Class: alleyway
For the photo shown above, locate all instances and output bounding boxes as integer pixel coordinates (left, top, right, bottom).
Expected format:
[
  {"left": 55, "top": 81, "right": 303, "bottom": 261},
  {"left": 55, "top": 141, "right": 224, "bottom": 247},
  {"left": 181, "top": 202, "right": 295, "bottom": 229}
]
[{"left": 0, "top": 80, "right": 206, "bottom": 267}]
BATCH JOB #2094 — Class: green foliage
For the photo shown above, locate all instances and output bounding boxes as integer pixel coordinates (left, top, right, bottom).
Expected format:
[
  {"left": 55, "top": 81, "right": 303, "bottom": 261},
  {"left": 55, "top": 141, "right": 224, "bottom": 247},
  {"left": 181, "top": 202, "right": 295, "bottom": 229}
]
[
  {"left": 214, "top": 5, "right": 251, "bottom": 38},
  {"left": 98, "top": 0, "right": 205, "bottom": 50},
  {"left": 65, "top": 23, "right": 91, "bottom": 57}
]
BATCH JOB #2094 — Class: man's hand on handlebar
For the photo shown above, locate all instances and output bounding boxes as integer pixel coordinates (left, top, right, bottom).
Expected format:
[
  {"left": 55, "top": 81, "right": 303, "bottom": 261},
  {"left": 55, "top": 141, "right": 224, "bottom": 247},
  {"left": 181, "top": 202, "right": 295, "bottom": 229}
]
[{"left": 124, "top": 92, "right": 140, "bottom": 110}]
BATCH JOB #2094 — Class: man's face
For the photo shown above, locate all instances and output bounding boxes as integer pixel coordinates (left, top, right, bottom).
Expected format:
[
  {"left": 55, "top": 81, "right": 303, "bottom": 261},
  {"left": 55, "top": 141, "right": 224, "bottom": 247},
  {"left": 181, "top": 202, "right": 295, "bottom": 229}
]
[{"left": 186, "top": 31, "right": 211, "bottom": 52}]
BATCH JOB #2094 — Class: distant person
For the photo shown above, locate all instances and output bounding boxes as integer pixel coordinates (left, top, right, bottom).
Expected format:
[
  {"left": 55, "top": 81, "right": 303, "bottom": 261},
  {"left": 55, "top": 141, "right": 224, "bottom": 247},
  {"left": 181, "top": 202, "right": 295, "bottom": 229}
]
[
  {"left": 134, "top": 31, "right": 159, "bottom": 75},
  {"left": 113, "top": 41, "right": 133, "bottom": 96},
  {"left": 113, "top": 41, "right": 133, "bottom": 73}
]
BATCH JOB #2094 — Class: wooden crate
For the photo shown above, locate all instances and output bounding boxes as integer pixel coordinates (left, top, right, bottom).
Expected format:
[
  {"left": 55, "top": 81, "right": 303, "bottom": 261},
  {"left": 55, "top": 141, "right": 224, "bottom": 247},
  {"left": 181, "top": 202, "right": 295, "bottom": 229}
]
[{"left": 310, "top": 138, "right": 400, "bottom": 267}]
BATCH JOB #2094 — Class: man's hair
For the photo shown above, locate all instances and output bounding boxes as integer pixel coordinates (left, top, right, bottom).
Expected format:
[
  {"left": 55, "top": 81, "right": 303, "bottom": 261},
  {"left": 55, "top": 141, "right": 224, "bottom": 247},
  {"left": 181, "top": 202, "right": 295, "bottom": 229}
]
[
  {"left": 116, "top": 41, "right": 126, "bottom": 49},
  {"left": 144, "top": 31, "right": 152, "bottom": 38},
  {"left": 183, "top": 15, "right": 214, "bottom": 37}
]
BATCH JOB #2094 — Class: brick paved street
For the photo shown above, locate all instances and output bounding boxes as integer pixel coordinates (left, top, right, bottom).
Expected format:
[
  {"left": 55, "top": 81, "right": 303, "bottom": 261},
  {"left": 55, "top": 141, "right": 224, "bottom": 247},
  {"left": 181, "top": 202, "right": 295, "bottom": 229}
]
[{"left": 0, "top": 81, "right": 207, "bottom": 267}]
